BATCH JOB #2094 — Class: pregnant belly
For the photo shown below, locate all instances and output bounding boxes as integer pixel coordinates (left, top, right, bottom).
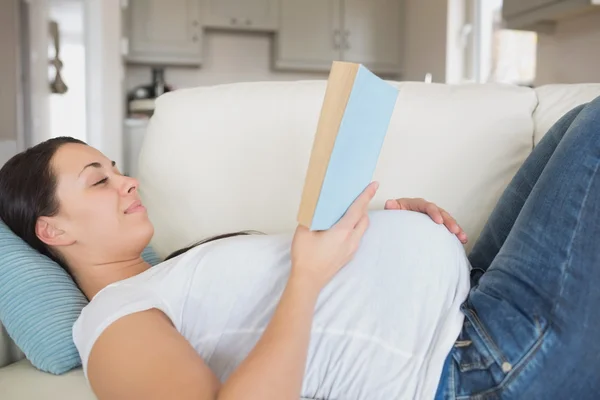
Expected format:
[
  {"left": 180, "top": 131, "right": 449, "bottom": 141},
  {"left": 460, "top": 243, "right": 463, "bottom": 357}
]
[{"left": 301, "top": 210, "right": 471, "bottom": 399}]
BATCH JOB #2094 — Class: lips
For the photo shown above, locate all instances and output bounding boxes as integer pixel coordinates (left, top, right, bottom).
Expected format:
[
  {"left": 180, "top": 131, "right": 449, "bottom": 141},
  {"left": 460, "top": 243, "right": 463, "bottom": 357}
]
[{"left": 124, "top": 200, "right": 146, "bottom": 214}]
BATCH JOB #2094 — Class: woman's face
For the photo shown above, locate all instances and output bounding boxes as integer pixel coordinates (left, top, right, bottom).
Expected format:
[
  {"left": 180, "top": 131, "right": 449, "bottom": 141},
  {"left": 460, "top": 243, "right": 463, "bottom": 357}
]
[{"left": 38, "top": 143, "right": 154, "bottom": 265}]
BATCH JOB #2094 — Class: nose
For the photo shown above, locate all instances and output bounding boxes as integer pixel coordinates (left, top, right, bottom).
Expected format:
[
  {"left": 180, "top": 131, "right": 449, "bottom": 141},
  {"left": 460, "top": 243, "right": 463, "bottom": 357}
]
[{"left": 119, "top": 175, "right": 139, "bottom": 195}]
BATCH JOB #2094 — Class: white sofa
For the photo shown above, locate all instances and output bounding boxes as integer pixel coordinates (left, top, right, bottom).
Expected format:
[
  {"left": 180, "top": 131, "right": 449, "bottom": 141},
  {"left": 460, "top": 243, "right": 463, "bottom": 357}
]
[{"left": 1, "top": 80, "right": 600, "bottom": 399}]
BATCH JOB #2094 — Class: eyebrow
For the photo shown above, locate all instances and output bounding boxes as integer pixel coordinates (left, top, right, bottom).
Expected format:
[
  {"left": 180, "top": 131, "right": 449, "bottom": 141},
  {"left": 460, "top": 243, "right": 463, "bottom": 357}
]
[{"left": 79, "top": 160, "right": 116, "bottom": 176}]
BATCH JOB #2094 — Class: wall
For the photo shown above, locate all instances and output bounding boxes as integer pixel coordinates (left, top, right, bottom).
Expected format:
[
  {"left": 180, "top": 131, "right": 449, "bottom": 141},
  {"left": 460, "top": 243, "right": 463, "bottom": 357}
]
[
  {"left": 27, "top": 0, "right": 52, "bottom": 147},
  {"left": 85, "top": 0, "right": 124, "bottom": 167},
  {"left": 0, "top": 0, "right": 19, "bottom": 165},
  {"left": 536, "top": 10, "right": 600, "bottom": 85},
  {"left": 446, "top": 0, "right": 466, "bottom": 84},
  {"left": 403, "top": 0, "right": 448, "bottom": 83}
]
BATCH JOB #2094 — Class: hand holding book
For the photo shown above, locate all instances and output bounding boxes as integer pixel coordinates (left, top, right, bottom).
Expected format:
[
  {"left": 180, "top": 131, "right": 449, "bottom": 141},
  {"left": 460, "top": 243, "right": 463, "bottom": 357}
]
[{"left": 291, "top": 181, "right": 379, "bottom": 290}]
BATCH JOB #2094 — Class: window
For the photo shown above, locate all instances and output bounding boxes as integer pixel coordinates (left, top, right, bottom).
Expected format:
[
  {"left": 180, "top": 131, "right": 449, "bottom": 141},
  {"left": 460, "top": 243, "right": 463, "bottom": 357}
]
[{"left": 448, "top": 0, "right": 537, "bottom": 86}]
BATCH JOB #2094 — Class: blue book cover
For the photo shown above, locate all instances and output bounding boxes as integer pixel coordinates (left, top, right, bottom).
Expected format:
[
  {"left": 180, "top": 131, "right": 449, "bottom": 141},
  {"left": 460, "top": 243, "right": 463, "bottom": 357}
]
[{"left": 298, "top": 62, "right": 399, "bottom": 230}]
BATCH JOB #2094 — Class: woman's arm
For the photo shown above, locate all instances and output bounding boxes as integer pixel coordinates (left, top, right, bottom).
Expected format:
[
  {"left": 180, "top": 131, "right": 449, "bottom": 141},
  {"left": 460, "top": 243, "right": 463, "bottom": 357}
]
[
  {"left": 87, "top": 182, "right": 379, "bottom": 400},
  {"left": 87, "top": 308, "right": 221, "bottom": 400},
  {"left": 87, "top": 279, "right": 318, "bottom": 400},
  {"left": 217, "top": 274, "right": 319, "bottom": 400}
]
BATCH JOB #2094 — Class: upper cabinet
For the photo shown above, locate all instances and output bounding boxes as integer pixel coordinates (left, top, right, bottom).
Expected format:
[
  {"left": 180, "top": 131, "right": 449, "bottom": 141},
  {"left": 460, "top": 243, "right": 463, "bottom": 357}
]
[
  {"left": 275, "top": 0, "right": 404, "bottom": 75},
  {"left": 123, "top": 0, "right": 405, "bottom": 74},
  {"left": 342, "top": 0, "right": 403, "bottom": 74},
  {"left": 503, "top": 0, "right": 600, "bottom": 31},
  {"left": 275, "top": 0, "right": 342, "bottom": 71},
  {"left": 203, "top": 0, "right": 279, "bottom": 31},
  {"left": 124, "top": 0, "right": 203, "bottom": 66}
]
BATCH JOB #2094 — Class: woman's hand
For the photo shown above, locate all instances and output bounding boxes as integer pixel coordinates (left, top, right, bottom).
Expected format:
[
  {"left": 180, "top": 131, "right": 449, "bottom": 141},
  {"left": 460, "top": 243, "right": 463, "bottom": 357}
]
[
  {"left": 291, "top": 182, "right": 379, "bottom": 291},
  {"left": 384, "top": 197, "right": 468, "bottom": 244}
]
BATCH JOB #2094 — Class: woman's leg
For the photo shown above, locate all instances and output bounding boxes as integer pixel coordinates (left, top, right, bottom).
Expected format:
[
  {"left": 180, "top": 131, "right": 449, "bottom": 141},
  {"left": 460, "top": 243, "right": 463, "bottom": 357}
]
[
  {"left": 443, "top": 96, "right": 600, "bottom": 399},
  {"left": 468, "top": 103, "right": 586, "bottom": 275}
]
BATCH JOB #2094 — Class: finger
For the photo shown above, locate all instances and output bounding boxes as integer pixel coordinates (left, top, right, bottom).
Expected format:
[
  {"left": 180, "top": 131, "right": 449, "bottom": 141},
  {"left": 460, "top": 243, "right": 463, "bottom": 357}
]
[
  {"left": 351, "top": 213, "right": 370, "bottom": 242},
  {"left": 458, "top": 231, "right": 468, "bottom": 244},
  {"left": 338, "top": 182, "right": 379, "bottom": 228},
  {"left": 440, "top": 210, "right": 461, "bottom": 234},
  {"left": 402, "top": 198, "right": 444, "bottom": 223},
  {"left": 400, "top": 198, "right": 433, "bottom": 214},
  {"left": 384, "top": 199, "right": 401, "bottom": 210},
  {"left": 424, "top": 202, "right": 444, "bottom": 224}
]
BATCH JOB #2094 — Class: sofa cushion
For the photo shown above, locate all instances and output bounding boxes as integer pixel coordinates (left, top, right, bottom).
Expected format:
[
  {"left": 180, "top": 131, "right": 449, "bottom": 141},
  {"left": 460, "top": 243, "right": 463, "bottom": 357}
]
[
  {"left": 0, "top": 359, "right": 95, "bottom": 400},
  {"left": 0, "top": 216, "right": 162, "bottom": 374},
  {"left": 138, "top": 80, "right": 538, "bottom": 258},
  {"left": 533, "top": 84, "right": 600, "bottom": 145},
  {"left": 0, "top": 323, "right": 22, "bottom": 368}
]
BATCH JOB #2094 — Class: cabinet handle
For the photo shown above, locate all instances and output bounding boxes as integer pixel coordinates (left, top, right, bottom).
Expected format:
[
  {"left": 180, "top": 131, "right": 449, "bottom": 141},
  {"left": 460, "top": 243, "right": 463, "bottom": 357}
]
[
  {"left": 192, "top": 35, "right": 199, "bottom": 42},
  {"left": 230, "top": 17, "right": 238, "bottom": 25},
  {"left": 343, "top": 30, "right": 350, "bottom": 50},
  {"left": 333, "top": 29, "right": 341, "bottom": 50},
  {"left": 245, "top": 19, "right": 252, "bottom": 26}
]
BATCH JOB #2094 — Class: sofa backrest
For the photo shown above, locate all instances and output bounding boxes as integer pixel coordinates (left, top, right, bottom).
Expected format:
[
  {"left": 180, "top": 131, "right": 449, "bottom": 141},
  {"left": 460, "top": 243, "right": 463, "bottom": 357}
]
[
  {"left": 533, "top": 84, "right": 600, "bottom": 145},
  {"left": 138, "top": 81, "right": 538, "bottom": 259}
]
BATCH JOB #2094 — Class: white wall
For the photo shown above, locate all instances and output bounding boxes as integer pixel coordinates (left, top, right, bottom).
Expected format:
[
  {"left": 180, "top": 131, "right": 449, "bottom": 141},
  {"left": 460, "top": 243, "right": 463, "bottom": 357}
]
[
  {"left": 85, "top": 0, "right": 124, "bottom": 167},
  {"left": 403, "top": 0, "right": 448, "bottom": 83},
  {"left": 28, "top": 0, "right": 52, "bottom": 147},
  {"left": 0, "top": 141, "right": 18, "bottom": 168},
  {"left": 126, "top": 31, "right": 328, "bottom": 92},
  {"left": 536, "top": 10, "right": 600, "bottom": 85},
  {"left": 446, "top": 0, "right": 466, "bottom": 84},
  {"left": 0, "top": 0, "right": 19, "bottom": 154}
]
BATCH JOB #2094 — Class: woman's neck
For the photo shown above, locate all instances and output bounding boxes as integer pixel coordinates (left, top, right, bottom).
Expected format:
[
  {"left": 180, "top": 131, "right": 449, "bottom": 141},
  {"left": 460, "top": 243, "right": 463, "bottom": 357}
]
[{"left": 73, "top": 257, "right": 151, "bottom": 300}]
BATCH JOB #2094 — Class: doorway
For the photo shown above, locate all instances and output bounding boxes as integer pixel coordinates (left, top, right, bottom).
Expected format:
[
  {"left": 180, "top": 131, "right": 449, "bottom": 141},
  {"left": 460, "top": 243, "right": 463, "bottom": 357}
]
[{"left": 48, "top": 0, "right": 87, "bottom": 142}]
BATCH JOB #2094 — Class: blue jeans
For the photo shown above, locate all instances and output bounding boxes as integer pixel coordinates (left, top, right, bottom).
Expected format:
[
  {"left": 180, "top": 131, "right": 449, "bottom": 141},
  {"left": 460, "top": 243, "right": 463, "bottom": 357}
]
[{"left": 435, "top": 96, "right": 600, "bottom": 399}]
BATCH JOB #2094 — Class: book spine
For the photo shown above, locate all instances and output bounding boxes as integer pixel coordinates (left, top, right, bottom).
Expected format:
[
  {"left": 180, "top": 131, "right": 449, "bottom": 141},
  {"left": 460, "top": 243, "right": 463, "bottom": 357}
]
[{"left": 297, "top": 62, "right": 359, "bottom": 229}]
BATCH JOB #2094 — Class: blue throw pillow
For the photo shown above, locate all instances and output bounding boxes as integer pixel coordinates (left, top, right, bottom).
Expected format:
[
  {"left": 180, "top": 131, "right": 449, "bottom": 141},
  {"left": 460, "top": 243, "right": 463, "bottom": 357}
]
[{"left": 0, "top": 219, "right": 162, "bottom": 374}]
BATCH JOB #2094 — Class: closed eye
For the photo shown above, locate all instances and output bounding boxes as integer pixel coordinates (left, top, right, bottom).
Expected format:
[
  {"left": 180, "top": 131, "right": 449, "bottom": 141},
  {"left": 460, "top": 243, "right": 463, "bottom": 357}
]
[{"left": 93, "top": 177, "right": 108, "bottom": 186}]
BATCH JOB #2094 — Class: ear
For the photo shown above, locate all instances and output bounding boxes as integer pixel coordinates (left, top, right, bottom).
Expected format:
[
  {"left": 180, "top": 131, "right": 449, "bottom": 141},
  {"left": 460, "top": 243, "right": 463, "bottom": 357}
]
[{"left": 35, "top": 217, "right": 75, "bottom": 247}]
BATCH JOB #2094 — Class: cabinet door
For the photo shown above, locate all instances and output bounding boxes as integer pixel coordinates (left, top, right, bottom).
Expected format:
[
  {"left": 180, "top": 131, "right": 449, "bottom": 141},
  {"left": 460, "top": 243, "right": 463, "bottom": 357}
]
[
  {"left": 503, "top": 0, "right": 559, "bottom": 18},
  {"left": 126, "top": 0, "right": 203, "bottom": 66},
  {"left": 275, "top": 0, "right": 342, "bottom": 72},
  {"left": 342, "top": 0, "right": 403, "bottom": 75},
  {"left": 204, "top": 0, "right": 279, "bottom": 31}
]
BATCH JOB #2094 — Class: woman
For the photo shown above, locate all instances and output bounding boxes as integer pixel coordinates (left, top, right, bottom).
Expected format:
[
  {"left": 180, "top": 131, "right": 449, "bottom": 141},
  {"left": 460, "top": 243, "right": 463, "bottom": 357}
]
[{"left": 0, "top": 96, "right": 599, "bottom": 400}]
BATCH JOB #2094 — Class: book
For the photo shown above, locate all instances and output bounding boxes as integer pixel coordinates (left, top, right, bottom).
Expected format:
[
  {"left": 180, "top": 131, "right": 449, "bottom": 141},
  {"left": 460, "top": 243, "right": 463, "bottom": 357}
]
[{"left": 297, "top": 61, "right": 399, "bottom": 231}]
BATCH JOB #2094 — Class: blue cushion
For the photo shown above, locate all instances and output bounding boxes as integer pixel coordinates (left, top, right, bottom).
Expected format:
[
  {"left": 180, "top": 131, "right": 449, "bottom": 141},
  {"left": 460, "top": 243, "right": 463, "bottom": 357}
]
[{"left": 0, "top": 219, "right": 161, "bottom": 374}]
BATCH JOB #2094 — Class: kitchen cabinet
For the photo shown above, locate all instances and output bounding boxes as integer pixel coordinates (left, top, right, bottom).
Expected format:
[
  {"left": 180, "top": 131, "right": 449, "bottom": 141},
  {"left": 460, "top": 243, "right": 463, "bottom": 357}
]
[
  {"left": 124, "top": 0, "right": 203, "bottom": 66},
  {"left": 503, "top": 0, "right": 600, "bottom": 32},
  {"left": 275, "top": 0, "right": 342, "bottom": 71},
  {"left": 342, "top": 0, "right": 403, "bottom": 73},
  {"left": 503, "top": 0, "right": 558, "bottom": 18},
  {"left": 203, "top": 0, "right": 279, "bottom": 31},
  {"left": 275, "top": 0, "right": 403, "bottom": 75}
]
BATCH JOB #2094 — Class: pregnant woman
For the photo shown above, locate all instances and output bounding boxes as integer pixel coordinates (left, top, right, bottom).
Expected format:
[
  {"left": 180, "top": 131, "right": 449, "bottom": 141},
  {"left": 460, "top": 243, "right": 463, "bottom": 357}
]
[{"left": 0, "top": 96, "right": 599, "bottom": 400}]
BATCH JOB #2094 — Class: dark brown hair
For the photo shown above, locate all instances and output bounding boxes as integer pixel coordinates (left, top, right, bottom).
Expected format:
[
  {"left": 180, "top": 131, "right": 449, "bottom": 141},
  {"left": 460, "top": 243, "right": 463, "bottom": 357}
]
[
  {"left": 0, "top": 136, "right": 86, "bottom": 267},
  {"left": 164, "top": 231, "right": 261, "bottom": 261}
]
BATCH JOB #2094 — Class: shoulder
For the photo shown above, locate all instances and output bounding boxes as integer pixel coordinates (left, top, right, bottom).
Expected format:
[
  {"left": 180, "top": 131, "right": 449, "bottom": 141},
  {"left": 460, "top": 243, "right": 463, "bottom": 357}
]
[{"left": 72, "top": 283, "right": 170, "bottom": 379}]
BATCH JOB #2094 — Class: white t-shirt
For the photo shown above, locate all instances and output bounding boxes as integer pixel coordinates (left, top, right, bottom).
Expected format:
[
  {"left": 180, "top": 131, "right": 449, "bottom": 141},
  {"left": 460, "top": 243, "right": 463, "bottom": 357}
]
[{"left": 73, "top": 210, "right": 471, "bottom": 399}]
